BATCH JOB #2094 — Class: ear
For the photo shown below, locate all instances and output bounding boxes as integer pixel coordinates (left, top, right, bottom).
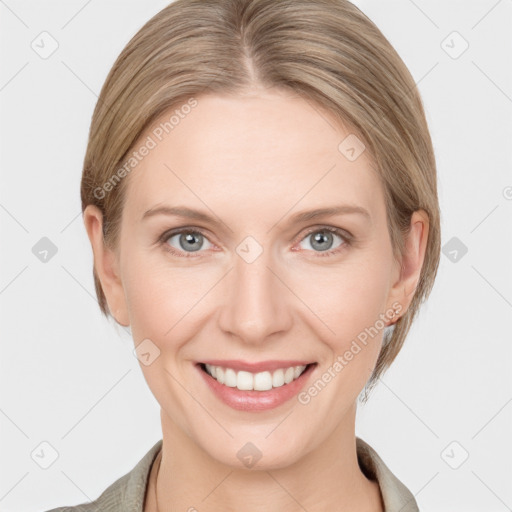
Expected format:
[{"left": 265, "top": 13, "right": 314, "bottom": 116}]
[
  {"left": 83, "top": 205, "right": 130, "bottom": 326},
  {"left": 386, "top": 209, "right": 429, "bottom": 324}
]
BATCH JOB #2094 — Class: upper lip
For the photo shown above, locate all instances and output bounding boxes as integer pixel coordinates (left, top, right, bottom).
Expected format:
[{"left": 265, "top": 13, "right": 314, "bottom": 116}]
[{"left": 199, "top": 360, "right": 315, "bottom": 373}]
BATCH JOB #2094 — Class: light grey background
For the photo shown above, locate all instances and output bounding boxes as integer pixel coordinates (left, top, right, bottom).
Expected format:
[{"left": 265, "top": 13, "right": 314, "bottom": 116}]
[{"left": 1, "top": 1, "right": 511, "bottom": 511}]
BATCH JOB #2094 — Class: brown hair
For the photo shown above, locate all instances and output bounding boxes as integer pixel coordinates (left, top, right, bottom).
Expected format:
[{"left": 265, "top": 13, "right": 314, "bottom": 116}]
[{"left": 81, "top": 0, "right": 440, "bottom": 393}]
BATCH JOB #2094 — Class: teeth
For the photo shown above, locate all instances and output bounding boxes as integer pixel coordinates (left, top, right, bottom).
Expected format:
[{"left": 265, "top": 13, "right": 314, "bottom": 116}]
[
  {"left": 224, "top": 368, "right": 237, "bottom": 387},
  {"left": 238, "top": 370, "right": 256, "bottom": 390},
  {"left": 204, "top": 364, "right": 308, "bottom": 391}
]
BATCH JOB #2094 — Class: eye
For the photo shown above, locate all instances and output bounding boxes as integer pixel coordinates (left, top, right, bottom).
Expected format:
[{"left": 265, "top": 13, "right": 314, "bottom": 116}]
[
  {"left": 162, "top": 229, "right": 214, "bottom": 257},
  {"left": 159, "top": 225, "right": 352, "bottom": 259},
  {"left": 295, "top": 226, "right": 350, "bottom": 257}
]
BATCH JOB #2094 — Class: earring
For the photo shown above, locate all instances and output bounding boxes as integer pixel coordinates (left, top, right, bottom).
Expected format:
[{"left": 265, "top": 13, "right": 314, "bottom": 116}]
[{"left": 387, "top": 307, "right": 401, "bottom": 326}]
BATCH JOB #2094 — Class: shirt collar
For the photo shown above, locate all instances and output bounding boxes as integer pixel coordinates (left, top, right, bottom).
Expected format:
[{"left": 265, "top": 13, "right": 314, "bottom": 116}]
[
  {"left": 356, "top": 436, "right": 419, "bottom": 511},
  {"left": 93, "top": 437, "right": 418, "bottom": 512}
]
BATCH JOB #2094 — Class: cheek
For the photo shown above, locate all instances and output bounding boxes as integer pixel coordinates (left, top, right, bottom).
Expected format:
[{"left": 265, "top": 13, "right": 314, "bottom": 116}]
[
  {"left": 121, "top": 253, "right": 214, "bottom": 343},
  {"left": 289, "top": 250, "right": 394, "bottom": 389},
  {"left": 297, "top": 253, "right": 392, "bottom": 336}
]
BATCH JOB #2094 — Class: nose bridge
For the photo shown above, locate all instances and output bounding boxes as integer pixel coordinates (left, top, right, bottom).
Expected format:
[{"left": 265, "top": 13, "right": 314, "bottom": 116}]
[{"left": 218, "top": 240, "right": 292, "bottom": 343}]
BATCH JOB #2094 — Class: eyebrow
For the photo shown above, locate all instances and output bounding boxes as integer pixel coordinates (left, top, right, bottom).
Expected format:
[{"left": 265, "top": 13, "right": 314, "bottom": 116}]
[{"left": 142, "top": 204, "right": 371, "bottom": 227}]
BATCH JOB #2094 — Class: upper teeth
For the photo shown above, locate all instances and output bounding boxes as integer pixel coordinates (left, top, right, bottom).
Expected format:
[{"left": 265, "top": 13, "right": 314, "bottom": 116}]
[{"left": 204, "top": 364, "right": 307, "bottom": 391}]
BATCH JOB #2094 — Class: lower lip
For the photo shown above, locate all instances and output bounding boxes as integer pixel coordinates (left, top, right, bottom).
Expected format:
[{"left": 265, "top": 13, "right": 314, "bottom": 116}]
[{"left": 196, "top": 363, "right": 316, "bottom": 411}]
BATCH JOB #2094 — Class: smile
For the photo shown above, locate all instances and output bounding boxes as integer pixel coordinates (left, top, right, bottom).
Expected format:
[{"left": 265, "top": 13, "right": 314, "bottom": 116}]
[
  {"left": 196, "top": 361, "right": 317, "bottom": 411},
  {"left": 202, "top": 363, "right": 309, "bottom": 391}
]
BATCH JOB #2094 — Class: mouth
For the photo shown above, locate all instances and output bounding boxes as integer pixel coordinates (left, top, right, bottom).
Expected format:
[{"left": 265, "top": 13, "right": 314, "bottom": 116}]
[
  {"left": 198, "top": 361, "right": 315, "bottom": 390},
  {"left": 195, "top": 360, "right": 318, "bottom": 411}
]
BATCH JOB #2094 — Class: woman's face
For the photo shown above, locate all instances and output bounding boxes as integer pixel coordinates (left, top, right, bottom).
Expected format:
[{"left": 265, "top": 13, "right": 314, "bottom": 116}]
[{"left": 88, "top": 88, "right": 421, "bottom": 469}]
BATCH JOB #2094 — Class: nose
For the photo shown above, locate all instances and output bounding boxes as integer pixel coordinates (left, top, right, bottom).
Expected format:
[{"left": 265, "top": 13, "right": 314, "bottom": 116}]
[{"left": 217, "top": 247, "right": 293, "bottom": 345}]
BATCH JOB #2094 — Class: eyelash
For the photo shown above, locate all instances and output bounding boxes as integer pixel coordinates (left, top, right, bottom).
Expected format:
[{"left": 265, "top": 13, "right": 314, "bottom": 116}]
[{"left": 157, "top": 225, "right": 353, "bottom": 259}]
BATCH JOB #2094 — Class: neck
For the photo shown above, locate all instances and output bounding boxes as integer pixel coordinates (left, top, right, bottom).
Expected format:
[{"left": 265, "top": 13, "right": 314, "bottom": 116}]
[{"left": 146, "top": 405, "right": 383, "bottom": 512}]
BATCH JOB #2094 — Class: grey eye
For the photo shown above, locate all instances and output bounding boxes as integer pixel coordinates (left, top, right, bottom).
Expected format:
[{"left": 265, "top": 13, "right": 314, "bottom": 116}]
[
  {"left": 166, "top": 231, "right": 213, "bottom": 253},
  {"left": 300, "top": 230, "right": 344, "bottom": 252}
]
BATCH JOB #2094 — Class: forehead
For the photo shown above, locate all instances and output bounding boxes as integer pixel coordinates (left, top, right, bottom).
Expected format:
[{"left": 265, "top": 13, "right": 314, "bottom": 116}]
[{"left": 123, "top": 90, "right": 384, "bottom": 226}]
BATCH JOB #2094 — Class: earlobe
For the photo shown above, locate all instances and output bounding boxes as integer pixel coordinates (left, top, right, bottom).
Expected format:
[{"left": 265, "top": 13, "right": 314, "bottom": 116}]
[{"left": 83, "top": 205, "right": 130, "bottom": 326}]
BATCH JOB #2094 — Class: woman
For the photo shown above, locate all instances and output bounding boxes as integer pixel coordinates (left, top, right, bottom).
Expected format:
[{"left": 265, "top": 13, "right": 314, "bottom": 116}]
[{"left": 47, "top": 0, "right": 440, "bottom": 510}]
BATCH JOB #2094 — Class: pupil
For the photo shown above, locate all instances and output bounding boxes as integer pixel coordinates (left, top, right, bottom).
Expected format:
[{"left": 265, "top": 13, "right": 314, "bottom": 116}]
[
  {"left": 181, "top": 232, "right": 202, "bottom": 252},
  {"left": 312, "top": 231, "right": 332, "bottom": 251}
]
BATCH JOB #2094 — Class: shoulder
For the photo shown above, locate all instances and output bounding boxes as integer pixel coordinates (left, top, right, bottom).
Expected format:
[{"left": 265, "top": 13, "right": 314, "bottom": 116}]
[
  {"left": 356, "top": 437, "right": 419, "bottom": 512},
  {"left": 43, "top": 439, "right": 163, "bottom": 512}
]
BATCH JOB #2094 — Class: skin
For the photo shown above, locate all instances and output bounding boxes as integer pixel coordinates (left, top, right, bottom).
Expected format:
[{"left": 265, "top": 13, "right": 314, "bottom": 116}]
[{"left": 84, "top": 86, "right": 429, "bottom": 512}]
